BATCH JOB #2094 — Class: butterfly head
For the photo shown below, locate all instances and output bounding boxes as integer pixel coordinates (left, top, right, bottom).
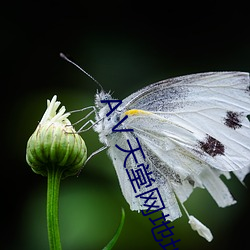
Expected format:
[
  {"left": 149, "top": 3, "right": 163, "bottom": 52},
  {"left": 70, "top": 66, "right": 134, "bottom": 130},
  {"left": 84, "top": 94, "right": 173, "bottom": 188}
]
[
  {"left": 94, "top": 89, "right": 113, "bottom": 109},
  {"left": 93, "top": 90, "right": 120, "bottom": 145}
]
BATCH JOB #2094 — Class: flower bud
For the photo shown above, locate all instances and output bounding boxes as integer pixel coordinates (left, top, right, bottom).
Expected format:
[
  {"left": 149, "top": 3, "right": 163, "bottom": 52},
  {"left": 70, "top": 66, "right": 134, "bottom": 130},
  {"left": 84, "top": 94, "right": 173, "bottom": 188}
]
[{"left": 26, "top": 95, "right": 87, "bottom": 178}]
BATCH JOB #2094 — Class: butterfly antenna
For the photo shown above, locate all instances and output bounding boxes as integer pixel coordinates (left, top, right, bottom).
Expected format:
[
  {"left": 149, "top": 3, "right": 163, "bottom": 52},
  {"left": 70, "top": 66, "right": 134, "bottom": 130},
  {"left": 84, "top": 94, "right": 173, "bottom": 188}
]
[{"left": 60, "top": 53, "right": 104, "bottom": 91}]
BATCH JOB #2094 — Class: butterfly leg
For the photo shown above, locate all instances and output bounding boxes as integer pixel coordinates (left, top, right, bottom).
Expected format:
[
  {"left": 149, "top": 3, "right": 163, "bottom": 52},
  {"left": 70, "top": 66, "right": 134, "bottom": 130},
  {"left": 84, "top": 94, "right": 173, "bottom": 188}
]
[
  {"left": 68, "top": 106, "right": 98, "bottom": 132},
  {"left": 76, "top": 120, "right": 96, "bottom": 132},
  {"left": 70, "top": 106, "right": 96, "bottom": 125},
  {"left": 77, "top": 145, "right": 108, "bottom": 175}
]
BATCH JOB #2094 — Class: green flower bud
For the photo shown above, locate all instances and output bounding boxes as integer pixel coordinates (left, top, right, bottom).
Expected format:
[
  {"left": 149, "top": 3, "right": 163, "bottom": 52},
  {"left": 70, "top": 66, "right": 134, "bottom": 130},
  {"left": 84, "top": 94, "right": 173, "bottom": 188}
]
[{"left": 26, "top": 95, "right": 87, "bottom": 178}]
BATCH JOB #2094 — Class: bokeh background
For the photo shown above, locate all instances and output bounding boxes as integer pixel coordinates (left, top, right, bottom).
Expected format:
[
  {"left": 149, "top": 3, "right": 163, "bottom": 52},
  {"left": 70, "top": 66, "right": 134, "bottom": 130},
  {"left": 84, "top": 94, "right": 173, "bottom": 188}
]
[{"left": 2, "top": 2, "right": 250, "bottom": 250}]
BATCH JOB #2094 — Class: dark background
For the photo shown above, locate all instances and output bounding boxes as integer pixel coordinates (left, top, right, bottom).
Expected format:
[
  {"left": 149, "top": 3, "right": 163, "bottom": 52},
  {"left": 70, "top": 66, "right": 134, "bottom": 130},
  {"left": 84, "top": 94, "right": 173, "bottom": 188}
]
[{"left": 2, "top": 1, "right": 250, "bottom": 250}]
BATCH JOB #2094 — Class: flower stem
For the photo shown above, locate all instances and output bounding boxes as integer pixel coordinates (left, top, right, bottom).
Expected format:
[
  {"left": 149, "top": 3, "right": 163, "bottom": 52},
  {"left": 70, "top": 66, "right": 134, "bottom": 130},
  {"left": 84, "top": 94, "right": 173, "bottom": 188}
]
[{"left": 47, "top": 165, "right": 63, "bottom": 250}]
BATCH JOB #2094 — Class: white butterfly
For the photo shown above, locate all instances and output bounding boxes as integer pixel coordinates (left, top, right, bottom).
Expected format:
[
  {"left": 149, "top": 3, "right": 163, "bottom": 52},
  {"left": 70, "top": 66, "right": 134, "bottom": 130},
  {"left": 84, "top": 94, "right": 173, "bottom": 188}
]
[
  {"left": 86, "top": 71, "right": 250, "bottom": 241},
  {"left": 59, "top": 54, "right": 249, "bottom": 242}
]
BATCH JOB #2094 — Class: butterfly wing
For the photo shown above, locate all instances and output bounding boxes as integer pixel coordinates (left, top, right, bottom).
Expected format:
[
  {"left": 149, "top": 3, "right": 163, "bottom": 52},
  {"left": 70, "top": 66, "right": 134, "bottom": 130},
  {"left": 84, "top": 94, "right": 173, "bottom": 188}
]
[
  {"left": 106, "top": 131, "right": 182, "bottom": 220},
  {"left": 121, "top": 72, "right": 250, "bottom": 173},
  {"left": 108, "top": 72, "right": 250, "bottom": 218},
  {"left": 123, "top": 112, "right": 238, "bottom": 209}
]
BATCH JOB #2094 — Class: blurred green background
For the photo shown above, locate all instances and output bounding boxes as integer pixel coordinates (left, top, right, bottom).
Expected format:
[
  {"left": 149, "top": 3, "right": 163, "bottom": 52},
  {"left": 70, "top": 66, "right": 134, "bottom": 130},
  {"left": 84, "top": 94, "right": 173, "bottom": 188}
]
[{"left": 2, "top": 2, "right": 250, "bottom": 250}]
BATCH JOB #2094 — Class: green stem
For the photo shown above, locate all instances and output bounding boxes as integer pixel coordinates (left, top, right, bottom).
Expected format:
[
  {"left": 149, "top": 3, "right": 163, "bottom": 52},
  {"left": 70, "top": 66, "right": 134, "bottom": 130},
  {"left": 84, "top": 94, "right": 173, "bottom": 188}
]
[{"left": 47, "top": 165, "right": 63, "bottom": 250}]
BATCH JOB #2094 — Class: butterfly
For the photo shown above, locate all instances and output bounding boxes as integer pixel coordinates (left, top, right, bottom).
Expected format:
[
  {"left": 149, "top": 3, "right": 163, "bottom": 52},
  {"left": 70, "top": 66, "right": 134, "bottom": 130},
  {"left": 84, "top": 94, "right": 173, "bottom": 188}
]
[
  {"left": 60, "top": 53, "right": 250, "bottom": 241},
  {"left": 90, "top": 71, "right": 250, "bottom": 241}
]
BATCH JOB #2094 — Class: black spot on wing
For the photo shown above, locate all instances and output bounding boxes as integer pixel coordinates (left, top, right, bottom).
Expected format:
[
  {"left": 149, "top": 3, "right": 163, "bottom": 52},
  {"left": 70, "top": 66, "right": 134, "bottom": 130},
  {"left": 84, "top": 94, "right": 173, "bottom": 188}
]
[
  {"left": 199, "top": 135, "right": 225, "bottom": 157},
  {"left": 224, "top": 111, "right": 243, "bottom": 130}
]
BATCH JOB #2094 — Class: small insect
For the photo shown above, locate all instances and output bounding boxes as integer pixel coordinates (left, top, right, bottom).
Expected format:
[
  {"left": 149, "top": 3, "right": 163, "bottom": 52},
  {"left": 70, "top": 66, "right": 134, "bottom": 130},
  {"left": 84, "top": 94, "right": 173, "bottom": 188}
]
[{"left": 61, "top": 54, "right": 250, "bottom": 241}]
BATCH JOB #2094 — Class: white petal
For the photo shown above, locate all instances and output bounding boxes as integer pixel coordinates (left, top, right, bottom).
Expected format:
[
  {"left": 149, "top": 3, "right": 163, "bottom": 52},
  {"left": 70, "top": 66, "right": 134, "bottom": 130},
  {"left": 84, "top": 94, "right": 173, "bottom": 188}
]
[
  {"left": 40, "top": 95, "right": 71, "bottom": 125},
  {"left": 188, "top": 215, "right": 213, "bottom": 242}
]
